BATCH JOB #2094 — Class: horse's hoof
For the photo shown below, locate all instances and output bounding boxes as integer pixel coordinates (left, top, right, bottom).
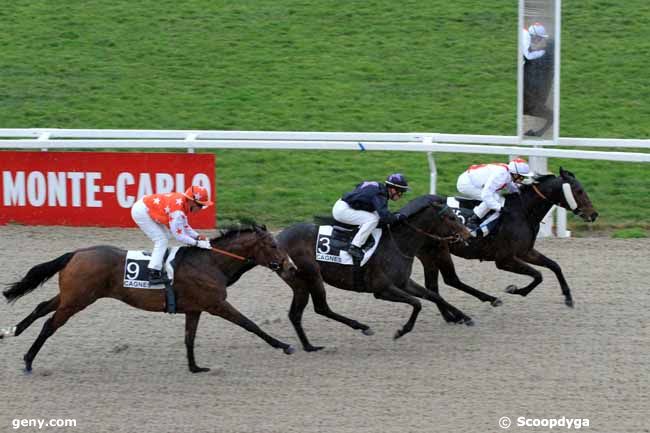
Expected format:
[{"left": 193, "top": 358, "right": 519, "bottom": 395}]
[
  {"left": 464, "top": 318, "right": 476, "bottom": 327},
  {"left": 283, "top": 345, "right": 296, "bottom": 355},
  {"left": 304, "top": 345, "right": 324, "bottom": 352},
  {"left": 362, "top": 328, "right": 374, "bottom": 336},
  {"left": 505, "top": 285, "right": 518, "bottom": 294},
  {"left": 190, "top": 366, "right": 211, "bottom": 373},
  {"left": 491, "top": 298, "right": 503, "bottom": 307},
  {"left": 23, "top": 367, "right": 32, "bottom": 375},
  {"left": 565, "top": 298, "right": 574, "bottom": 308}
]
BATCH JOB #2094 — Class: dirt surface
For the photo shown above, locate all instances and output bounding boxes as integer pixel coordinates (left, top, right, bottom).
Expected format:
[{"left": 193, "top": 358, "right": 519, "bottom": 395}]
[{"left": 0, "top": 226, "right": 648, "bottom": 433}]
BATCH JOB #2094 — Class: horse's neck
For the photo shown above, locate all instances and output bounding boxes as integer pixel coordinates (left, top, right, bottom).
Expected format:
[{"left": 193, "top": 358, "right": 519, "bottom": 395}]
[
  {"left": 211, "top": 237, "right": 256, "bottom": 280},
  {"left": 388, "top": 217, "right": 432, "bottom": 257},
  {"left": 521, "top": 187, "right": 555, "bottom": 223}
]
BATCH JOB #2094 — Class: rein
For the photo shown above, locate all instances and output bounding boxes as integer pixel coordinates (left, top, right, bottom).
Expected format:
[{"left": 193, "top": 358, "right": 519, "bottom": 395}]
[
  {"left": 403, "top": 221, "right": 459, "bottom": 242},
  {"left": 532, "top": 184, "right": 549, "bottom": 202},
  {"left": 209, "top": 246, "right": 249, "bottom": 262}
]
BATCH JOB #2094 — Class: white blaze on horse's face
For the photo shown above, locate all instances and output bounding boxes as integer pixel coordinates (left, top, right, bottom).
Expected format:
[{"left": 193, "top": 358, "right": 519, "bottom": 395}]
[
  {"left": 0, "top": 326, "right": 17, "bottom": 339},
  {"left": 562, "top": 183, "right": 578, "bottom": 210}
]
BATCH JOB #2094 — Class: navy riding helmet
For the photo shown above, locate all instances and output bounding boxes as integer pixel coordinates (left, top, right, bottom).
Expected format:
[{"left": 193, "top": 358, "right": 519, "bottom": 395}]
[{"left": 385, "top": 173, "right": 410, "bottom": 191}]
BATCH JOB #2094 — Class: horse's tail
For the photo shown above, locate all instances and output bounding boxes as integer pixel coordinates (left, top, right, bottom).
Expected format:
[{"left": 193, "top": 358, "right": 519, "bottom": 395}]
[{"left": 3, "top": 252, "right": 75, "bottom": 304}]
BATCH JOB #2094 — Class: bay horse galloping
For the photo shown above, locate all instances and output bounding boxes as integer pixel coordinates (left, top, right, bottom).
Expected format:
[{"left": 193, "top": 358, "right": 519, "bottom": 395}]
[
  {"left": 2, "top": 224, "right": 297, "bottom": 373},
  {"left": 276, "top": 195, "right": 471, "bottom": 352},
  {"left": 415, "top": 168, "right": 598, "bottom": 310}
]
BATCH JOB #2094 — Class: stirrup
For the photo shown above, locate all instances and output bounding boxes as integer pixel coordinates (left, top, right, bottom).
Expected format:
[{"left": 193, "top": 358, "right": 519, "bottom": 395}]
[{"left": 347, "top": 245, "right": 364, "bottom": 261}]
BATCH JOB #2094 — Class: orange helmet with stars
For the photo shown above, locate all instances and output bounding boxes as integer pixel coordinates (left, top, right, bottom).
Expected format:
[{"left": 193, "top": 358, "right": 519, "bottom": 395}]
[{"left": 183, "top": 185, "right": 214, "bottom": 208}]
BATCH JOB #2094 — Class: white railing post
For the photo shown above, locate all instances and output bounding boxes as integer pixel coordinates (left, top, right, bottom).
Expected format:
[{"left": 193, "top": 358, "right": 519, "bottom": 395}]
[
  {"left": 424, "top": 135, "right": 436, "bottom": 194},
  {"left": 185, "top": 133, "right": 198, "bottom": 153}
]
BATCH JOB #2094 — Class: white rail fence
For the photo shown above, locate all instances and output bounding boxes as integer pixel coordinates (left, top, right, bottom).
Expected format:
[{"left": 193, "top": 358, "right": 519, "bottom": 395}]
[{"left": 2, "top": 129, "right": 649, "bottom": 237}]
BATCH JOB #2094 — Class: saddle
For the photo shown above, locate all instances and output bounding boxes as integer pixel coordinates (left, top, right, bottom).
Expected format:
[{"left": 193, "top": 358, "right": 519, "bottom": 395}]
[
  {"left": 123, "top": 247, "right": 181, "bottom": 313},
  {"left": 313, "top": 216, "right": 381, "bottom": 267},
  {"left": 446, "top": 197, "right": 501, "bottom": 238}
]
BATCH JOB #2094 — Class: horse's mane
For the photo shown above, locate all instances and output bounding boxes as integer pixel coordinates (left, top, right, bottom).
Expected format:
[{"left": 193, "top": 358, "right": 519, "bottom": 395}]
[
  {"left": 210, "top": 223, "right": 264, "bottom": 243},
  {"left": 398, "top": 194, "right": 445, "bottom": 218},
  {"left": 510, "top": 174, "right": 557, "bottom": 197}
]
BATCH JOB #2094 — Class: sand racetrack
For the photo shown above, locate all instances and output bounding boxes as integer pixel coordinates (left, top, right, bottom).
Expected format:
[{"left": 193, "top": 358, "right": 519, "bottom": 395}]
[{"left": 0, "top": 226, "right": 648, "bottom": 433}]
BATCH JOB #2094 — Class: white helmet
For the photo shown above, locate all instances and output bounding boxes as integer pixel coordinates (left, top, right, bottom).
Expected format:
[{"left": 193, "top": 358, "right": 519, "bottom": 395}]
[
  {"left": 528, "top": 22, "right": 549, "bottom": 38},
  {"left": 508, "top": 159, "right": 533, "bottom": 177}
]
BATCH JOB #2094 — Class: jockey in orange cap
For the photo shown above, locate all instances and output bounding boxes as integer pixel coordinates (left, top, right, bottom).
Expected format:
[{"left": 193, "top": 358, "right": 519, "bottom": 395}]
[{"left": 131, "top": 185, "right": 214, "bottom": 283}]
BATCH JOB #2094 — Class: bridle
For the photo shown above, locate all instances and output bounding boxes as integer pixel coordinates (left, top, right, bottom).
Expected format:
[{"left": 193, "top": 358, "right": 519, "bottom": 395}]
[
  {"left": 531, "top": 181, "right": 583, "bottom": 216},
  {"left": 388, "top": 203, "right": 461, "bottom": 258}
]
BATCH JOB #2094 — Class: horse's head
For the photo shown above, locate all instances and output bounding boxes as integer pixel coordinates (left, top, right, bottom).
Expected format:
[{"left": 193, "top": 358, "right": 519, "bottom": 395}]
[
  {"left": 399, "top": 195, "right": 471, "bottom": 242},
  {"left": 534, "top": 168, "right": 598, "bottom": 222},
  {"left": 250, "top": 224, "right": 298, "bottom": 277}
]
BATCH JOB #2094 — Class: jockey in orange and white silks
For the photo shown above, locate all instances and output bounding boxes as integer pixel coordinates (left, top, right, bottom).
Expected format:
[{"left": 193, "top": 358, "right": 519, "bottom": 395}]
[
  {"left": 131, "top": 185, "right": 214, "bottom": 280},
  {"left": 522, "top": 22, "right": 549, "bottom": 61},
  {"left": 457, "top": 159, "right": 533, "bottom": 233}
]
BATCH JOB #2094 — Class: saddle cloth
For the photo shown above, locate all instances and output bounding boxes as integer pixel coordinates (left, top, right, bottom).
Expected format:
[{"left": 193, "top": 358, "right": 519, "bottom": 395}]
[
  {"left": 123, "top": 247, "right": 181, "bottom": 289},
  {"left": 315, "top": 225, "right": 382, "bottom": 267},
  {"left": 447, "top": 196, "right": 504, "bottom": 237}
]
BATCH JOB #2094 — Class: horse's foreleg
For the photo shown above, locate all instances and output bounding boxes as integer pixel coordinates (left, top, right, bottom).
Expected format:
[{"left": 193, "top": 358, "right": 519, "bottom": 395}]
[
  {"left": 208, "top": 301, "right": 295, "bottom": 355},
  {"left": 434, "top": 252, "right": 502, "bottom": 306},
  {"left": 521, "top": 249, "right": 573, "bottom": 307},
  {"left": 286, "top": 285, "right": 320, "bottom": 352},
  {"left": 373, "top": 286, "right": 422, "bottom": 340},
  {"left": 185, "top": 312, "right": 209, "bottom": 373},
  {"left": 404, "top": 279, "right": 474, "bottom": 326},
  {"left": 496, "top": 257, "right": 543, "bottom": 299},
  {"left": 13, "top": 295, "right": 60, "bottom": 337}
]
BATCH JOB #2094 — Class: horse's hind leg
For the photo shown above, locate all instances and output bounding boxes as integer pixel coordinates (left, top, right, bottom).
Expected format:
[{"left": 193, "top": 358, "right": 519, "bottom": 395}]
[
  {"left": 13, "top": 295, "right": 60, "bottom": 337},
  {"left": 208, "top": 300, "right": 295, "bottom": 355},
  {"left": 521, "top": 249, "right": 574, "bottom": 307},
  {"left": 404, "top": 279, "right": 474, "bottom": 326},
  {"left": 185, "top": 312, "right": 209, "bottom": 373},
  {"left": 23, "top": 301, "right": 91, "bottom": 372},
  {"left": 373, "top": 286, "right": 422, "bottom": 340},
  {"left": 496, "top": 256, "right": 543, "bottom": 300},
  {"left": 309, "top": 281, "right": 373, "bottom": 335}
]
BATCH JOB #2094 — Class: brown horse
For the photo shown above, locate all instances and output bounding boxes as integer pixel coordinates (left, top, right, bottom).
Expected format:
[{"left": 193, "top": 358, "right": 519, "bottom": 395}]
[
  {"left": 276, "top": 195, "right": 472, "bottom": 352},
  {"left": 2, "top": 224, "right": 297, "bottom": 373}
]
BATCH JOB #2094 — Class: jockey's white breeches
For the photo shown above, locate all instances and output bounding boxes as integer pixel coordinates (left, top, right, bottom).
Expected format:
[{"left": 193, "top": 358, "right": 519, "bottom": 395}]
[
  {"left": 332, "top": 199, "right": 379, "bottom": 248},
  {"left": 131, "top": 200, "right": 170, "bottom": 271},
  {"left": 457, "top": 172, "right": 505, "bottom": 218}
]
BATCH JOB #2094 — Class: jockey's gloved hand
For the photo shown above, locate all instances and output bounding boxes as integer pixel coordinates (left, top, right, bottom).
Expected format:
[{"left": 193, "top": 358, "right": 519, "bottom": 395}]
[{"left": 196, "top": 240, "right": 212, "bottom": 249}]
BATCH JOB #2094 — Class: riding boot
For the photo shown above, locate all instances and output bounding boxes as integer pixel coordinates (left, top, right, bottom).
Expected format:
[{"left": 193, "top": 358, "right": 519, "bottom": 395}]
[
  {"left": 347, "top": 245, "right": 364, "bottom": 261},
  {"left": 149, "top": 269, "right": 167, "bottom": 285},
  {"left": 465, "top": 214, "right": 481, "bottom": 231}
]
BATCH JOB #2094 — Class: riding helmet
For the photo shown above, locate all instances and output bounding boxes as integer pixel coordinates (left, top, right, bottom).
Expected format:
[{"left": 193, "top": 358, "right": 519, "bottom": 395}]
[
  {"left": 385, "top": 173, "right": 410, "bottom": 191},
  {"left": 184, "top": 185, "right": 214, "bottom": 207}
]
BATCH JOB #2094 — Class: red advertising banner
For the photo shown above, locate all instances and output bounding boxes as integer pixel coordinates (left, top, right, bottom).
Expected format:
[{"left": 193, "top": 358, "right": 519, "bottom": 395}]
[{"left": 0, "top": 151, "right": 216, "bottom": 228}]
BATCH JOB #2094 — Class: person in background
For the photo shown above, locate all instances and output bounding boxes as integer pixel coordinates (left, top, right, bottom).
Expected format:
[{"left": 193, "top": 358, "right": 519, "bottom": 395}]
[
  {"left": 522, "top": 22, "right": 549, "bottom": 61},
  {"left": 131, "top": 185, "right": 214, "bottom": 283}
]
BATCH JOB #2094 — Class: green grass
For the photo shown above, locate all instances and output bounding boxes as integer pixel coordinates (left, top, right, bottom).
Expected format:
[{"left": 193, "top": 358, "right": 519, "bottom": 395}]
[
  {"left": 1, "top": 1, "right": 648, "bottom": 231},
  {"left": 612, "top": 228, "right": 648, "bottom": 239}
]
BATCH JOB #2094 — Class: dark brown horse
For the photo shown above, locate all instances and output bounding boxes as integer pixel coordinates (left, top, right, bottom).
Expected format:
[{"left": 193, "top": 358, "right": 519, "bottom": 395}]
[
  {"left": 415, "top": 169, "right": 598, "bottom": 311},
  {"left": 2, "top": 224, "right": 297, "bottom": 373},
  {"left": 276, "top": 195, "right": 471, "bottom": 352}
]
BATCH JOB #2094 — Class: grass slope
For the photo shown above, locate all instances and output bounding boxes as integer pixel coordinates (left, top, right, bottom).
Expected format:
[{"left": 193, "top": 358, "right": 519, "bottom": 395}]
[{"left": 1, "top": 1, "right": 648, "bottom": 232}]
